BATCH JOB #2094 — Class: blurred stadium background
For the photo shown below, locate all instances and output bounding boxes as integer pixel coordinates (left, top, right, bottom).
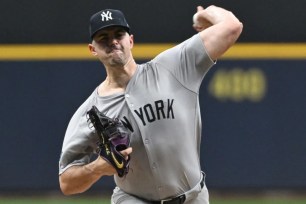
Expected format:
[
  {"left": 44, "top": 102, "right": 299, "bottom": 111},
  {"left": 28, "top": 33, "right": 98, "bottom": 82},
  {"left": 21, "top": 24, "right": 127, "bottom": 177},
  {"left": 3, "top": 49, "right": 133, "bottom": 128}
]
[{"left": 1, "top": 0, "right": 306, "bottom": 203}]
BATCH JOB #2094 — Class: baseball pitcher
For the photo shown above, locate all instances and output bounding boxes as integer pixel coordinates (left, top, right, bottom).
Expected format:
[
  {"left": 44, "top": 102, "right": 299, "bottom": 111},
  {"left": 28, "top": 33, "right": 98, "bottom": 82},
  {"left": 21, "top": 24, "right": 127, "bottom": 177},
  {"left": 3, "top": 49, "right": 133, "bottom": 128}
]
[{"left": 59, "top": 5, "right": 243, "bottom": 204}]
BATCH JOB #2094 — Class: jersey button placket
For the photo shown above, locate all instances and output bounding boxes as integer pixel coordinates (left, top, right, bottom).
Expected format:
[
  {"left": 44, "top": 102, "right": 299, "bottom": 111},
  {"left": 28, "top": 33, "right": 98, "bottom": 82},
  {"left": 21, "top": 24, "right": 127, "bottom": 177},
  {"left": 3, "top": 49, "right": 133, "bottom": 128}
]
[
  {"left": 125, "top": 93, "right": 134, "bottom": 108},
  {"left": 152, "top": 162, "right": 157, "bottom": 170}
]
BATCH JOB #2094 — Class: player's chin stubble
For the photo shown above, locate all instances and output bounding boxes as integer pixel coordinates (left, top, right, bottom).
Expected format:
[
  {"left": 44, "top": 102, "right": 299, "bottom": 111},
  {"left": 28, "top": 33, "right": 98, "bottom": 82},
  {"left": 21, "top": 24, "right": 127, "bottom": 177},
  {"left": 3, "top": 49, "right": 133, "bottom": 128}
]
[{"left": 108, "top": 52, "right": 127, "bottom": 67}]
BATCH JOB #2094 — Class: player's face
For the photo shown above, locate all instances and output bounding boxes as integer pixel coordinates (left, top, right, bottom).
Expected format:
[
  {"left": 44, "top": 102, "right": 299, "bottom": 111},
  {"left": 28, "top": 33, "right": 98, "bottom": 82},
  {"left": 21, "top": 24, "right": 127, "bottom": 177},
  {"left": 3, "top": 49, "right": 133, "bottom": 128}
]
[{"left": 91, "top": 27, "right": 134, "bottom": 67}]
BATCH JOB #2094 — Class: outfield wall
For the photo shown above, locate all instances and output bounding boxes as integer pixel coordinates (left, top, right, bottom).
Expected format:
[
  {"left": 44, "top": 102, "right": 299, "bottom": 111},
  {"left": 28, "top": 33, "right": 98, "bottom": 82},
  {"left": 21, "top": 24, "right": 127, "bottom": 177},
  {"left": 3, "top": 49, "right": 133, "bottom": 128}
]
[
  {"left": 0, "top": 46, "right": 306, "bottom": 192},
  {"left": 1, "top": 0, "right": 306, "bottom": 193}
]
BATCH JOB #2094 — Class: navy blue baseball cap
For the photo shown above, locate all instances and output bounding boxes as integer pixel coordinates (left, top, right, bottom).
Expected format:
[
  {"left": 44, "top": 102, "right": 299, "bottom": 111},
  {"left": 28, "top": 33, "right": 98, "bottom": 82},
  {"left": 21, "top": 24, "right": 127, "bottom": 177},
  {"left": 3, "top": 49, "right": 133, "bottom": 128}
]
[{"left": 89, "top": 9, "right": 130, "bottom": 39}]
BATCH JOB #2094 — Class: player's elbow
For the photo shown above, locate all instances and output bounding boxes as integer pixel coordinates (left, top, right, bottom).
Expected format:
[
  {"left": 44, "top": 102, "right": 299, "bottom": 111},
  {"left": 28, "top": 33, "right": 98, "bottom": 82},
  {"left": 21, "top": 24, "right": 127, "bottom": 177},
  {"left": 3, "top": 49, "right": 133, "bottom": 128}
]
[
  {"left": 233, "top": 20, "right": 243, "bottom": 39},
  {"left": 227, "top": 18, "right": 243, "bottom": 44},
  {"left": 59, "top": 176, "right": 73, "bottom": 195},
  {"left": 59, "top": 175, "right": 83, "bottom": 196}
]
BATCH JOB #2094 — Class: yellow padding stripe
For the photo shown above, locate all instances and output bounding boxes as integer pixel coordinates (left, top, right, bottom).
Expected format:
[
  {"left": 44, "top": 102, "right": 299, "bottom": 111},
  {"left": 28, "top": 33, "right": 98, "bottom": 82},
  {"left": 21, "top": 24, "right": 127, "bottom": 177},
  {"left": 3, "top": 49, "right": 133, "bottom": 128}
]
[
  {"left": 0, "top": 43, "right": 306, "bottom": 60},
  {"left": 0, "top": 44, "right": 92, "bottom": 60},
  {"left": 223, "top": 43, "right": 306, "bottom": 59}
]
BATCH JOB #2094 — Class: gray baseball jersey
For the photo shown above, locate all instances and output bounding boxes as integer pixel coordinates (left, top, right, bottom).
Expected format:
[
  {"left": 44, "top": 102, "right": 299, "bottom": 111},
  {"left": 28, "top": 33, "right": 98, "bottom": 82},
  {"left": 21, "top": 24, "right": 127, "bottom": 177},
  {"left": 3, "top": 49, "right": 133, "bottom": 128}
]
[{"left": 59, "top": 33, "right": 215, "bottom": 200}]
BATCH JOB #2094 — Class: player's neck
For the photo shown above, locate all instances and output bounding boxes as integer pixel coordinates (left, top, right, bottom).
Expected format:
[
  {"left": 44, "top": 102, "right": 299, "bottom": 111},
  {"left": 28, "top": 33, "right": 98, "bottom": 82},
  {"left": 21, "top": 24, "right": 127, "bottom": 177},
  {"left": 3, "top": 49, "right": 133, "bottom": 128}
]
[
  {"left": 105, "top": 57, "right": 137, "bottom": 86},
  {"left": 98, "top": 59, "right": 137, "bottom": 96}
]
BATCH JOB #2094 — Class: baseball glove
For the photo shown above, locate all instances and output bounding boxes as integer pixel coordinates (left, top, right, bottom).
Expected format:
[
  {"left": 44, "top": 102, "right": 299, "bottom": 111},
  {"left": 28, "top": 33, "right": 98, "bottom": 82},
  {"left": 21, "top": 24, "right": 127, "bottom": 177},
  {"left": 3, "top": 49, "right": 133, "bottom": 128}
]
[{"left": 87, "top": 105, "right": 131, "bottom": 177}]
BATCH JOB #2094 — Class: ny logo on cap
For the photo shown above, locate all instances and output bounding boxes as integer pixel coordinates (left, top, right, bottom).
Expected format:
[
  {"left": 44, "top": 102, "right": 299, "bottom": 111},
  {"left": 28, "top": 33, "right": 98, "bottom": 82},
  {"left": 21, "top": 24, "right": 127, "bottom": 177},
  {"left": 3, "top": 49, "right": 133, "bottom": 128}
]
[{"left": 101, "top": 11, "right": 113, "bottom": 21}]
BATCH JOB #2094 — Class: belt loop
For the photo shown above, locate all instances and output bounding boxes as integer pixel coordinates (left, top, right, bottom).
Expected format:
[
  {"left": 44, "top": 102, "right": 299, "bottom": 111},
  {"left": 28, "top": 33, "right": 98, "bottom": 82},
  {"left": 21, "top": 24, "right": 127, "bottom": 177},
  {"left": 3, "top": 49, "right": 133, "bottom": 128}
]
[
  {"left": 200, "top": 171, "right": 205, "bottom": 189},
  {"left": 154, "top": 172, "right": 205, "bottom": 204}
]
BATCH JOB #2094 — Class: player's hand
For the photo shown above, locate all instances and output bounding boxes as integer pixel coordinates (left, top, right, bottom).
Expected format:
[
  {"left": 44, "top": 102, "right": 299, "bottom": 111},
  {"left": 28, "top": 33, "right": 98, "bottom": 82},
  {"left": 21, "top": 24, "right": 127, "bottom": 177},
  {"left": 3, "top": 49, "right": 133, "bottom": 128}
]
[
  {"left": 193, "top": 6, "right": 213, "bottom": 32},
  {"left": 95, "top": 147, "right": 133, "bottom": 176}
]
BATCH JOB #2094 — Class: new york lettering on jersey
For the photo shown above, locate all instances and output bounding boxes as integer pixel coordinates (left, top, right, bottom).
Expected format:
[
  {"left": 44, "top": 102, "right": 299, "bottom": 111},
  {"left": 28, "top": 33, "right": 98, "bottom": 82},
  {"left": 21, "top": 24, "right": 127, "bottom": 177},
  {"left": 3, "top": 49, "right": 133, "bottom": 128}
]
[{"left": 133, "top": 99, "right": 175, "bottom": 126}]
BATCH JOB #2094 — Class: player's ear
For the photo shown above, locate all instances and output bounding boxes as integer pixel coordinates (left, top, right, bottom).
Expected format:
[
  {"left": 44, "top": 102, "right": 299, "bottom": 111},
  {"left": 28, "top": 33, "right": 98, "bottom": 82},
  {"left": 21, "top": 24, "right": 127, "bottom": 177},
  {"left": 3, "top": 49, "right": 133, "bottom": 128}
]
[
  {"left": 88, "top": 43, "right": 98, "bottom": 56},
  {"left": 129, "top": 34, "right": 134, "bottom": 49}
]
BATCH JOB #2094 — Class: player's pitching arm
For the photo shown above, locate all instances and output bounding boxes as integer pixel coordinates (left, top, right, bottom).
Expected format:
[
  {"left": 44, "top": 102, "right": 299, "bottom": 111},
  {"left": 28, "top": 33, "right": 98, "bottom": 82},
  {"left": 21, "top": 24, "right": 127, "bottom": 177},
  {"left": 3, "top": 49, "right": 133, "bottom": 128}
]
[
  {"left": 193, "top": 5, "right": 243, "bottom": 60},
  {"left": 59, "top": 148, "right": 132, "bottom": 195}
]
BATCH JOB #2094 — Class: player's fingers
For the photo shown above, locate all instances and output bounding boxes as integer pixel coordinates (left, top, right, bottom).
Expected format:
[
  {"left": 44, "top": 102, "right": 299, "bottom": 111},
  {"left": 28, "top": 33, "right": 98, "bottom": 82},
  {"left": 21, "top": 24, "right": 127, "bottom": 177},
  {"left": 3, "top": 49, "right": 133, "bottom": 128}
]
[
  {"left": 120, "top": 147, "right": 133, "bottom": 160},
  {"left": 197, "top": 6, "right": 204, "bottom": 12},
  {"left": 193, "top": 25, "right": 204, "bottom": 32}
]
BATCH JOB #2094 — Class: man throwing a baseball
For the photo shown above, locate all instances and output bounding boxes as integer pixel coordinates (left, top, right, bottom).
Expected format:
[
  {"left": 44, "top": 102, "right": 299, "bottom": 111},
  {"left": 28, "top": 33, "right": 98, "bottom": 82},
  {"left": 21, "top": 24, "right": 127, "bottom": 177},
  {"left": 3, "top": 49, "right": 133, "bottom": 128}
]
[{"left": 59, "top": 5, "right": 242, "bottom": 204}]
